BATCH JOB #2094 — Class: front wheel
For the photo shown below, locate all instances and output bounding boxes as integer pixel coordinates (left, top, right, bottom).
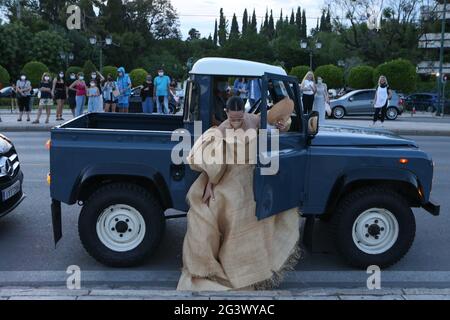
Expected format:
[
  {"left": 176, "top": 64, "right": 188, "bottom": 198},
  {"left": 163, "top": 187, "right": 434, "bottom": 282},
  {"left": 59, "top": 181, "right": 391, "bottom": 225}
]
[
  {"left": 332, "top": 106, "right": 345, "bottom": 119},
  {"left": 78, "top": 183, "right": 165, "bottom": 267},
  {"left": 332, "top": 186, "right": 416, "bottom": 269}
]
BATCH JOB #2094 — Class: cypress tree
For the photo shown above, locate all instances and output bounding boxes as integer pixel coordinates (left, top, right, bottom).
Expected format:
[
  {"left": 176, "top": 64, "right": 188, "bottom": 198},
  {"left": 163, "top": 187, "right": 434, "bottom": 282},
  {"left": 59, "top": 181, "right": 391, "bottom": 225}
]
[
  {"left": 213, "top": 19, "right": 218, "bottom": 45},
  {"left": 290, "top": 9, "right": 295, "bottom": 25},
  {"left": 250, "top": 9, "right": 258, "bottom": 34},
  {"left": 296, "top": 7, "right": 302, "bottom": 36},
  {"left": 218, "top": 8, "right": 228, "bottom": 46},
  {"left": 230, "top": 13, "right": 240, "bottom": 40},
  {"left": 301, "top": 9, "right": 307, "bottom": 38},
  {"left": 242, "top": 9, "right": 249, "bottom": 35},
  {"left": 268, "top": 9, "right": 275, "bottom": 39}
]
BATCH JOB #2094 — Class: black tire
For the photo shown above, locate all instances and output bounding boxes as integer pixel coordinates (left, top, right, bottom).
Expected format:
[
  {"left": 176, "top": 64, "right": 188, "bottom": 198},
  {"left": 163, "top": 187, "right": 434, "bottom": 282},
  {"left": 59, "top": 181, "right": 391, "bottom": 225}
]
[
  {"left": 386, "top": 107, "right": 398, "bottom": 120},
  {"left": 332, "top": 106, "right": 345, "bottom": 119},
  {"left": 331, "top": 186, "right": 416, "bottom": 269},
  {"left": 78, "top": 183, "right": 165, "bottom": 267}
]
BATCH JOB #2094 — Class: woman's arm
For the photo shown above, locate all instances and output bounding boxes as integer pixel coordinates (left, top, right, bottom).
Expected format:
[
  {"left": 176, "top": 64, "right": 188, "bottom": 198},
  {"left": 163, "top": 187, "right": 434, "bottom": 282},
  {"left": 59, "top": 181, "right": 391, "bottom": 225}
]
[
  {"left": 69, "top": 80, "right": 77, "bottom": 90},
  {"left": 52, "top": 78, "right": 57, "bottom": 96}
]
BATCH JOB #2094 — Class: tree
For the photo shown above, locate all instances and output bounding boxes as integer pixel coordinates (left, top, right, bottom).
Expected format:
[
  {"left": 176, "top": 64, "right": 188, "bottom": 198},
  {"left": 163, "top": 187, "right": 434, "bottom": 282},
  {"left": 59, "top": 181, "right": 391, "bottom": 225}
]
[
  {"left": 188, "top": 28, "right": 201, "bottom": 41},
  {"left": 218, "top": 8, "right": 228, "bottom": 46},
  {"left": 315, "top": 64, "right": 344, "bottom": 89},
  {"left": 268, "top": 10, "right": 275, "bottom": 39},
  {"left": 290, "top": 10, "right": 295, "bottom": 25},
  {"left": 374, "top": 59, "right": 417, "bottom": 93},
  {"left": 21, "top": 61, "right": 49, "bottom": 87},
  {"left": 0, "top": 65, "right": 10, "bottom": 88},
  {"left": 242, "top": 9, "right": 249, "bottom": 35},
  {"left": 0, "top": 23, "right": 33, "bottom": 77},
  {"left": 348, "top": 65, "right": 375, "bottom": 89},
  {"left": 289, "top": 65, "right": 310, "bottom": 81},
  {"left": 31, "top": 30, "right": 71, "bottom": 71},
  {"left": 129, "top": 68, "right": 148, "bottom": 86},
  {"left": 213, "top": 19, "right": 218, "bottom": 45},
  {"left": 83, "top": 60, "right": 97, "bottom": 78},
  {"left": 249, "top": 9, "right": 258, "bottom": 34},
  {"left": 229, "top": 14, "right": 240, "bottom": 41},
  {"left": 295, "top": 7, "right": 302, "bottom": 35},
  {"left": 301, "top": 9, "right": 307, "bottom": 38},
  {"left": 99, "top": 0, "right": 125, "bottom": 34},
  {"left": 65, "top": 66, "right": 83, "bottom": 79}
]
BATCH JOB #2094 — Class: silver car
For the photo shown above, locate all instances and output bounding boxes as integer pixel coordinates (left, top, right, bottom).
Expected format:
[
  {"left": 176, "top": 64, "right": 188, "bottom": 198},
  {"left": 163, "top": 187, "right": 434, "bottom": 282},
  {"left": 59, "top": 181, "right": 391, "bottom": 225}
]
[{"left": 330, "top": 89, "right": 404, "bottom": 120}]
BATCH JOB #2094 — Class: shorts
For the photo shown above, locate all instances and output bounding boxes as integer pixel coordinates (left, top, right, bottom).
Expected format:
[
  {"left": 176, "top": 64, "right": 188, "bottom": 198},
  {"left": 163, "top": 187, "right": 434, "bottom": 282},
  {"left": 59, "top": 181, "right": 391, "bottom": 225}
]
[
  {"left": 18, "top": 96, "right": 31, "bottom": 112},
  {"left": 39, "top": 98, "right": 54, "bottom": 107},
  {"left": 104, "top": 100, "right": 118, "bottom": 104}
]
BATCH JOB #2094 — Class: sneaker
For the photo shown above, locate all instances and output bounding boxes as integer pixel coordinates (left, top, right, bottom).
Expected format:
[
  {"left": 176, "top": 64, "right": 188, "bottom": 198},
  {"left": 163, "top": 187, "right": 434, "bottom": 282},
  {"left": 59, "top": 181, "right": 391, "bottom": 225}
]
[
  {"left": 32, "top": 120, "right": 39, "bottom": 124},
  {"left": 17, "top": 119, "right": 22, "bottom": 122}
]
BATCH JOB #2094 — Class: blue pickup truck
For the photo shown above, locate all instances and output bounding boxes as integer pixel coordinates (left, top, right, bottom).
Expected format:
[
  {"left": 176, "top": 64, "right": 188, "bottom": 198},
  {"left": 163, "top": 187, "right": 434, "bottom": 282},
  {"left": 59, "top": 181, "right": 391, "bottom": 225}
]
[{"left": 49, "top": 58, "right": 439, "bottom": 269}]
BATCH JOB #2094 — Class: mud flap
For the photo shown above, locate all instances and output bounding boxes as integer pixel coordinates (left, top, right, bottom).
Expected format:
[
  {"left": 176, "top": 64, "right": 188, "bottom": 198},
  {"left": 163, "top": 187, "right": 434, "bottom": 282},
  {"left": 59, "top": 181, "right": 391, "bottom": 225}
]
[{"left": 51, "top": 200, "right": 62, "bottom": 247}]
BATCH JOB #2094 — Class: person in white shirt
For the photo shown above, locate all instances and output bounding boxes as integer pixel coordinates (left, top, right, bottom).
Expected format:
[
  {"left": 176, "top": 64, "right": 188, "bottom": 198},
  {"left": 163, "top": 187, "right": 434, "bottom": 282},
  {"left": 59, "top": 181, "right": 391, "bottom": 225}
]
[
  {"left": 300, "top": 71, "right": 317, "bottom": 114},
  {"left": 372, "top": 75, "right": 393, "bottom": 127}
]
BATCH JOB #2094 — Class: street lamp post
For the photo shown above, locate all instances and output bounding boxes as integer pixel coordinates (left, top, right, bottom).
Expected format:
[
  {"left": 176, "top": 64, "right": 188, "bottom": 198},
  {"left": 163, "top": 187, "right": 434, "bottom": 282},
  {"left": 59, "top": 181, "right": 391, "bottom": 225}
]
[
  {"left": 437, "top": 0, "right": 447, "bottom": 117},
  {"left": 300, "top": 39, "right": 322, "bottom": 70},
  {"left": 89, "top": 35, "right": 119, "bottom": 73},
  {"left": 59, "top": 52, "right": 74, "bottom": 69}
]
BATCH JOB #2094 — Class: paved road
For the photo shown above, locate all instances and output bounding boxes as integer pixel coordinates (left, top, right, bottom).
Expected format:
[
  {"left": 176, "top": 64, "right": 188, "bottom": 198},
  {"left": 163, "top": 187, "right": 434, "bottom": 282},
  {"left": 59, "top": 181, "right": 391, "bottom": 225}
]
[{"left": 0, "top": 132, "right": 448, "bottom": 289}]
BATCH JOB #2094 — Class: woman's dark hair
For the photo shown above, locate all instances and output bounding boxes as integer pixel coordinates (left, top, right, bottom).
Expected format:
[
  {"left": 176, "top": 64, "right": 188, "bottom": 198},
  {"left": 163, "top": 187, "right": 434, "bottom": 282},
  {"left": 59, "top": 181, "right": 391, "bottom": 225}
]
[{"left": 226, "top": 96, "right": 245, "bottom": 112}]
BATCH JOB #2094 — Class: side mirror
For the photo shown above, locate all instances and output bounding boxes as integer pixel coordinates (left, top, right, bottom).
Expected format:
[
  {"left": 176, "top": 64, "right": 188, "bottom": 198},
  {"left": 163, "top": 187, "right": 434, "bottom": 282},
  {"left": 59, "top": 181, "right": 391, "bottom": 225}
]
[
  {"left": 307, "top": 111, "right": 319, "bottom": 138},
  {"left": 348, "top": 97, "right": 354, "bottom": 102}
]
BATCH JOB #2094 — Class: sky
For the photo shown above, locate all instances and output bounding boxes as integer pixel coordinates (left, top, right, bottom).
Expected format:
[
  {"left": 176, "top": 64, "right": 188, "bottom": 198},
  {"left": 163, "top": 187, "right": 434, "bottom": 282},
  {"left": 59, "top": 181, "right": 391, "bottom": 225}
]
[{"left": 171, "top": 0, "right": 327, "bottom": 39}]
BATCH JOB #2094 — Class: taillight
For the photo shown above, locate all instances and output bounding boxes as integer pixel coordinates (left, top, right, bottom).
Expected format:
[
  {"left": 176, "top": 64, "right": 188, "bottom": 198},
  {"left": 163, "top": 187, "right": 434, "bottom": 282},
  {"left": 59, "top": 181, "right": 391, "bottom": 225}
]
[{"left": 45, "top": 139, "right": 51, "bottom": 150}]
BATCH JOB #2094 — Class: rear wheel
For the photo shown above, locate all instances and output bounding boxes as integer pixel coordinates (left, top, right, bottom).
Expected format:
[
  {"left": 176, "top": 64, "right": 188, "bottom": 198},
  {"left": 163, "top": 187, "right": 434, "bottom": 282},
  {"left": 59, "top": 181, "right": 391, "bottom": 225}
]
[
  {"left": 78, "top": 183, "right": 165, "bottom": 267},
  {"left": 331, "top": 186, "right": 416, "bottom": 269},
  {"left": 386, "top": 107, "right": 398, "bottom": 120},
  {"left": 332, "top": 106, "right": 345, "bottom": 119}
]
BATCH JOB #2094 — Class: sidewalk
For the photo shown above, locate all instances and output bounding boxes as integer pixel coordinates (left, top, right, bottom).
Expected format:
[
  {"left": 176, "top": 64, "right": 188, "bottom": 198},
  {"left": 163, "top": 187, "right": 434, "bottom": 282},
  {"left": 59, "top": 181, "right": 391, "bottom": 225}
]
[
  {"left": 0, "top": 110, "right": 449, "bottom": 136},
  {"left": 0, "top": 287, "right": 450, "bottom": 300}
]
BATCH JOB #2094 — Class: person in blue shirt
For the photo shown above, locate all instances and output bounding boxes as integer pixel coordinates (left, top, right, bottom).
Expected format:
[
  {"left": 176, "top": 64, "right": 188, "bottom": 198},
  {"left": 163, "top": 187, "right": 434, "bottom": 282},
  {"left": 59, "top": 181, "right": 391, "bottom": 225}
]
[
  {"left": 116, "top": 67, "right": 132, "bottom": 113},
  {"left": 153, "top": 68, "right": 171, "bottom": 114},
  {"left": 233, "top": 78, "right": 249, "bottom": 104},
  {"left": 248, "top": 79, "right": 262, "bottom": 108}
]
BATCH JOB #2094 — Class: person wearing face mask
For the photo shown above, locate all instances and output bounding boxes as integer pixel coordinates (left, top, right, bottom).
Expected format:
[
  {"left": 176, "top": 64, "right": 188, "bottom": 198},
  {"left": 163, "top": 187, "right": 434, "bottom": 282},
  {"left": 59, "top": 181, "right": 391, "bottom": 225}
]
[
  {"left": 69, "top": 73, "right": 87, "bottom": 117},
  {"left": 16, "top": 74, "right": 32, "bottom": 122},
  {"left": 32, "top": 73, "right": 53, "bottom": 124},
  {"left": 52, "top": 71, "right": 68, "bottom": 121},
  {"left": 87, "top": 80, "right": 101, "bottom": 113},
  {"left": 141, "top": 75, "right": 155, "bottom": 114},
  {"left": 91, "top": 71, "right": 105, "bottom": 112},
  {"left": 301, "top": 71, "right": 317, "bottom": 115},
  {"left": 116, "top": 67, "right": 131, "bottom": 113},
  {"left": 312, "top": 77, "right": 330, "bottom": 125},
  {"left": 67, "top": 73, "right": 77, "bottom": 117},
  {"left": 372, "top": 75, "right": 393, "bottom": 127},
  {"left": 102, "top": 74, "right": 118, "bottom": 113},
  {"left": 153, "top": 68, "right": 171, "bottom": 114},
  {"left": 177, "top": 96, "right": 301, "bottom": 291}
]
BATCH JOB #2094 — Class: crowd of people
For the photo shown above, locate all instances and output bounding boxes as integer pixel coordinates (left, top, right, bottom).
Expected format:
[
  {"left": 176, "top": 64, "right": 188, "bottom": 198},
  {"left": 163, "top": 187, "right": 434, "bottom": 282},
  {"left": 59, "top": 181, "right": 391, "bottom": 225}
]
[{"left": 6, "top": 67, "right": 178, "bottom": 124}]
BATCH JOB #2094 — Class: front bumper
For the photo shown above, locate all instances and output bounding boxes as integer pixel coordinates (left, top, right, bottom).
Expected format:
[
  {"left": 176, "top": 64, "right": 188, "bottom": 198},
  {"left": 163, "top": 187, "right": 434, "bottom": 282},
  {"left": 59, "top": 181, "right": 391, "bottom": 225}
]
[
  {"left": 423, "top": 199, "right": 440, "bottom": 216},
  {"left": 0, "top": 171, "right": 25, "bottom": 218}
]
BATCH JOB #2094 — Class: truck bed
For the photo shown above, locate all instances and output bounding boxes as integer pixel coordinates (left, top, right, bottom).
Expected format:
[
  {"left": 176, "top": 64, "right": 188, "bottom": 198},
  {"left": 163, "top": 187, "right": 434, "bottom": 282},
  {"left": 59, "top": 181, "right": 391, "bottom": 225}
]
[{"left": 58, "top": 113, "right": 184, "bottom": 132}]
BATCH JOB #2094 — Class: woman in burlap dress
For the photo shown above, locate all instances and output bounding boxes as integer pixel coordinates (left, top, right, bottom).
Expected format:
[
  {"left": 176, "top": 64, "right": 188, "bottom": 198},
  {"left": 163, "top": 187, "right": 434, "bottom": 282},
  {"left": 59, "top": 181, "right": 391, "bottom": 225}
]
[{"left": 177, "top": 97, "right": 302, "bottom": 291}]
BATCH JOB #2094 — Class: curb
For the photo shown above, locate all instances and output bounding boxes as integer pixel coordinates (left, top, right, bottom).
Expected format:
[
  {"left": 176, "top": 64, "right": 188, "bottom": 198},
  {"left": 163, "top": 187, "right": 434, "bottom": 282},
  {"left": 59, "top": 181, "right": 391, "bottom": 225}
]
[{"left": 1, "top": 287, "right": 450, "bottom": 300}]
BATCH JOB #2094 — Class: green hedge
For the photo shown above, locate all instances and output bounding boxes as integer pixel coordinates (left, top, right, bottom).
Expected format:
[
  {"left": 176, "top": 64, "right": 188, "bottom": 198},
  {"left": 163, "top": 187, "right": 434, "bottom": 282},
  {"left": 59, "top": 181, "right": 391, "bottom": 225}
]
[
  {"left": 66, "top": 66, "right": 83, "bottom": 78},
  {"left": 0, "top": 65, "right": 10, "bottom": 88},
  {"left": 348, "top": 65, "right": 375, "bottom": 89},
  {"left": 374, "top": 59, "right": 416, "bottom": 93},
  {"left": 129, "top": 68, "right": 148, "bottom": 87},
  {"left": 102, "top": 66, "right": 118, "bottom": 79},
  {"left": 315, "top": 64, "right": 344, "bottom": 89},
  {"left": 289, "top": 65, "right": 310, "bottom": 81},
  {"left": 21, "top": 61, "right": 49, "bottom": 87}
]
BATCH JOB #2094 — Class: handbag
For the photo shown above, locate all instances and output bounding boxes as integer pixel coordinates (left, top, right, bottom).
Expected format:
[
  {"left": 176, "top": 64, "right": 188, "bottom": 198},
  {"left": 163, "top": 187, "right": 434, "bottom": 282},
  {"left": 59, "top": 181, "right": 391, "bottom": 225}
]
[
  {"left": 112, "top": 88, "right": 120, "bottom": 98},
  {"left": 325, "top": 102, "right": 332, "bottom": 116}
]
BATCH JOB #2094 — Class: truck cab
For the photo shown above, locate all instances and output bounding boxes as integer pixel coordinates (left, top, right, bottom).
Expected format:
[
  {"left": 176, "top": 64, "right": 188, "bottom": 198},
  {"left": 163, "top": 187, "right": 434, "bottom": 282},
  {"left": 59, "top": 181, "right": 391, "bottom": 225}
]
[{"left": 50, "top": 58, "right": 439, "bottom": 269}]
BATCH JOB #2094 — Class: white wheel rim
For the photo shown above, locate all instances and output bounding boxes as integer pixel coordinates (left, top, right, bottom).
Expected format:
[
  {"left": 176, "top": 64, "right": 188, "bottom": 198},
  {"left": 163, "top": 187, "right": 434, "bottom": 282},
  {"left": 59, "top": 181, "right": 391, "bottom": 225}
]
[
  {"left": 96, "top": 204, "right": 146, "bottom": 252},
  {"left": 352, "top": 208, "right": 399, "bottom": 255},
  {"left": 388, "top": 109, "right": 397, "bottom": 119},
  {"left": 334, "top": 108, "right": 343, "bottom": 118}
]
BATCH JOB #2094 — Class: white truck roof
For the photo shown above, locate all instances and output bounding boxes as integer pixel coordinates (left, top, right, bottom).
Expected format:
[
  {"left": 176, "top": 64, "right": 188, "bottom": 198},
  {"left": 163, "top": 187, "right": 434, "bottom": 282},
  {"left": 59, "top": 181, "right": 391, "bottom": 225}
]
[{"left": 190, "top": 58, "right": 287, "bottom": 77}]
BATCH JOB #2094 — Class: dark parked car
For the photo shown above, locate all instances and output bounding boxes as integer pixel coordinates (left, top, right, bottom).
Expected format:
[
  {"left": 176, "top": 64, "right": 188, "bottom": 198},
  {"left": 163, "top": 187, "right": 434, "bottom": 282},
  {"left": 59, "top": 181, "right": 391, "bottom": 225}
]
[
  {"left": 0, "top": 134, "right": 25, "bottom": 218},
  {"left": 330, "top": 89, "right": 404, "bottom": 120},
  {"left": 402, "top": 93, "right": 450, "bottom": 113}
]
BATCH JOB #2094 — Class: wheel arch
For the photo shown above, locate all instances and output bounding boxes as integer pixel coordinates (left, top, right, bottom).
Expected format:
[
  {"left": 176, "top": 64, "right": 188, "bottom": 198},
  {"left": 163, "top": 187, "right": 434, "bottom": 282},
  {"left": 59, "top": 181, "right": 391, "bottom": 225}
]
[
  {"left": 72, "top": 164, "right": 173, "bottom": 210},
  {"left": 322, "top": 169, "right": 422, "bottom": 220}
]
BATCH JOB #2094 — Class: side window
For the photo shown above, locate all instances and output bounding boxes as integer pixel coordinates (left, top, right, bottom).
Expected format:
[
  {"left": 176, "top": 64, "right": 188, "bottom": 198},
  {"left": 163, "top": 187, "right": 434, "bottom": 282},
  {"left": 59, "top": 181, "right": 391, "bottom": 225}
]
[
  {"left": 183, "top": 81, "right": 200, "bottom": 122},
  {"left": 352, "top": 91, "right": 373, "bottom": 101}
]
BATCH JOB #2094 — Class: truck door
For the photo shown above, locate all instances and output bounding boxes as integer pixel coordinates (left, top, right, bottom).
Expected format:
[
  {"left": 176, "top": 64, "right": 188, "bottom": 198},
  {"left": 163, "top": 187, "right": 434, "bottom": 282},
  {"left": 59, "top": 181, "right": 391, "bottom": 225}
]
[{"left": 253, "top": 73, "right": 308, "bottom": 220}]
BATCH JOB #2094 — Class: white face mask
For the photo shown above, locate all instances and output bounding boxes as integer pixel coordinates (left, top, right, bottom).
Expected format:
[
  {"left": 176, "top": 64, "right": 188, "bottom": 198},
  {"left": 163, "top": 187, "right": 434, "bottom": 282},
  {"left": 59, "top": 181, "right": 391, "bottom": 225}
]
[
  {"left": 44, "top": 76, "right": 50, "bottom": 81},
  {"left": 70, "top": 75, "right": 76, "bottom": 80},
  {"left": 59, "top": 73, "right": 64, "bottom": 78},
  {"left": 158, "top": 72, "right": 164, "bottom": 77},
  {"left": 79, "top": 76, "right": 84, "bottom": 81},
  {"left": 90, "top": 83, "right": 96, "bottom": 87},
  {"left": 91, "top": 74, "right": 97, "bottom": 79},
  {"left": 21, "top": 76, "right": 26, "bottom": 81}
]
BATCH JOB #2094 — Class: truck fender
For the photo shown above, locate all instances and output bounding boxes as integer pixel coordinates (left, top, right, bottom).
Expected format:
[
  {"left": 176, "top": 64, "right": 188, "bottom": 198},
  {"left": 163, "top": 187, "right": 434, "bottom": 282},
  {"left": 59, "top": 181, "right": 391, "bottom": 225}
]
[{"left": 71, "top": 162, "right": 172, "bottom": 209}]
